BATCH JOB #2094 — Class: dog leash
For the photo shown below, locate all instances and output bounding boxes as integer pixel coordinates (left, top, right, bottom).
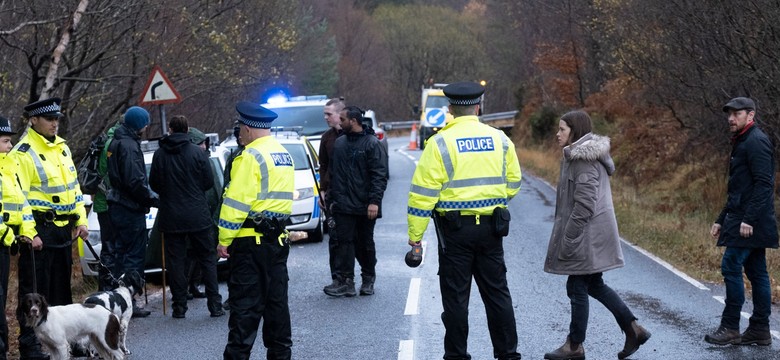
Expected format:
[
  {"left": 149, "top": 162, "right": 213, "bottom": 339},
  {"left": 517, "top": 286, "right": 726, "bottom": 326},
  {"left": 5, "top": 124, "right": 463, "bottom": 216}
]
[
  {"left": 80, "top": 236, "right": 120, "bottom": 286},
  {"left": 29, "top": 242, "right": 36, "bottom": 294}
]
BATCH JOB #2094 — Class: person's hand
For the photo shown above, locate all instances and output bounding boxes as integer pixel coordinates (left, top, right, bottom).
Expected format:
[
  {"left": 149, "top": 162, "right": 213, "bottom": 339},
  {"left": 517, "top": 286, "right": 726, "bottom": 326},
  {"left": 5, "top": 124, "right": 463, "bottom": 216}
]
[
  {"left": 217, "top": 244, "right": 230, "bottom": 259},
  {"left": 73, "top": 225, "right": 88, "bottom": 241},
  {"left": 408, "top": 239, "right": 420, "bottom": 247},
  {"left": 31, "top": 235, "right": 43, "bottom": 251},
  {"left": 740, "top": 222, "right": 753, "bottom": 238},
  {"left": 318, "top": 191, "right": 326, "bottom": 209},
  {"left": 367, "top": 204, "right": 379, "bottom": 220},
  {"left": 710, "top": 223, "right": 721, "bottom": 238}
]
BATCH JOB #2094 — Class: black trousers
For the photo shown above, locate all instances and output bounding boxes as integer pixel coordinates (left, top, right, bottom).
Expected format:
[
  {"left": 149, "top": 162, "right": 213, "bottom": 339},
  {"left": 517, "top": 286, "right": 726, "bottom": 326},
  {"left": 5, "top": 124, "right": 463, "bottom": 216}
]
[
  {"left": 566, "top": 273, "right": 635, "bottom": 344},
  {"left": 224, "top": 237, "right": 291, "bottom": 360},
  {"left": 16, "top": 222, "right": 73, "bottom": 355},
  {"left": 332, "top": 213, "right": 376, "bottom": 281},
  {"left": 437, "top": 217, "right": 520, "bottom": 360},
  {"left": 164, "top": 229, "right": 222, "bottom": 314},
  {"left": 97, "top": 211, "right": 118, "bottom": 291},
  {"left": 0, "top": 246, "right": 8, "bottom": 359}
]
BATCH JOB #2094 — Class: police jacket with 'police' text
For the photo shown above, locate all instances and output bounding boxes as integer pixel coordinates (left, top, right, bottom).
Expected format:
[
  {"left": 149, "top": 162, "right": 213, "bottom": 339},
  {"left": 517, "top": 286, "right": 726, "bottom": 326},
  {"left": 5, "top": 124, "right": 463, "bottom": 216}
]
[
  {"left": 407, "top": 115, "right": 522, "bottom": 241},
  {"left": 218, "top": 135, "right": 294, "bottom": 246},
  {"left": 14, "top": 128, "right": 87, "bottom": 228}
]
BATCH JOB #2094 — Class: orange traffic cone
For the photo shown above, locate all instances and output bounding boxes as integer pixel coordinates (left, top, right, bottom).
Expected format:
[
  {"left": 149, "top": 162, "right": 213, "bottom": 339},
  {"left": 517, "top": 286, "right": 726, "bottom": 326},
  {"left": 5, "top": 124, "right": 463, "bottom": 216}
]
[{"left": 409, "top": 123, "right": 418, "bottom": 150}]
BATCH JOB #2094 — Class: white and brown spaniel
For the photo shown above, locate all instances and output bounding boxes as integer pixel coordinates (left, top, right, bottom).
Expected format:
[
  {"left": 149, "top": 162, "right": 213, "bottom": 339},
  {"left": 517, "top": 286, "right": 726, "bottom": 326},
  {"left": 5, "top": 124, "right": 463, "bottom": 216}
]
[
  {"left": 21, "top": 293, "right": 124, "bottom": 360},
  {"left": 84, "top": 270, "right": 144, "bottom": 355}
]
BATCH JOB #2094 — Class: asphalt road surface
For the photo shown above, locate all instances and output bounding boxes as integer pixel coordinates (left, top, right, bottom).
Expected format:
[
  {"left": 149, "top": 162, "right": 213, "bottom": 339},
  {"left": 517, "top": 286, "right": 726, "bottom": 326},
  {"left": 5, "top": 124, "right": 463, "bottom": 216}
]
[{"left": 121, "top": 136, "right": 780, "bottom": 360}]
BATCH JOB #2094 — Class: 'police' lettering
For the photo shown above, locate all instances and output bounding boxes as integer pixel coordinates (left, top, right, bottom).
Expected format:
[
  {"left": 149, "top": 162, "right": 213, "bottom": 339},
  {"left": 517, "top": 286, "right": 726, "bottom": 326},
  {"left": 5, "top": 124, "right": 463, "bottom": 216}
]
[
  {"left": 456, "top": 137, "right": 495, "bottom": 152},
  {"left": 271, "top": 153, "right": 294, "bottom": 167}
]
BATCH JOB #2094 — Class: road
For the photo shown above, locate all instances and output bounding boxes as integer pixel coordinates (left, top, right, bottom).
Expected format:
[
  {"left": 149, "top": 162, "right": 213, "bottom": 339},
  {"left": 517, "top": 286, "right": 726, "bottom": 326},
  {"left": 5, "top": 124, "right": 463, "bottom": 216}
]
[{"left": 123, "top": 136, "right": 780, "bottom": 360}]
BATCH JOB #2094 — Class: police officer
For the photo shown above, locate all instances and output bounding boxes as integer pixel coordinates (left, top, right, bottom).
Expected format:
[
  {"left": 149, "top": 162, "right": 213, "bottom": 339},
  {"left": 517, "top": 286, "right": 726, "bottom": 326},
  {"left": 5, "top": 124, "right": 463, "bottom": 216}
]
[
  {"left": 0, "top": 116, "right": 37, "bottom": 360},
  {"left": 218, "top": 101, "right": 294, "bottom": 360},
  {"left": 406, "top": 82, "right": 523, "bottom": 360},
  {"left": 15, "top": 98, "right": 89, "bottom": 359}
]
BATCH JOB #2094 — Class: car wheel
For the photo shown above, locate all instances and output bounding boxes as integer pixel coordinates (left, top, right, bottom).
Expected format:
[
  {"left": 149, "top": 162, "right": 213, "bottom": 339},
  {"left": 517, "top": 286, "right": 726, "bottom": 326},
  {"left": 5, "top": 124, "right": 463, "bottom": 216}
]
[{"left": 308, "top": 217, "right": 324, "bottom": 243}]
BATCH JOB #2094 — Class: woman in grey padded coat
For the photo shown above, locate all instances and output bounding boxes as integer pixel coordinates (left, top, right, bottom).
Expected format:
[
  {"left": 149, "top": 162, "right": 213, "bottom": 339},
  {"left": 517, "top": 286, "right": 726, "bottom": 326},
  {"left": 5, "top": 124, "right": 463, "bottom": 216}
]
[{"left": 543, "top": 110, "right": 651, "bottom": 360}]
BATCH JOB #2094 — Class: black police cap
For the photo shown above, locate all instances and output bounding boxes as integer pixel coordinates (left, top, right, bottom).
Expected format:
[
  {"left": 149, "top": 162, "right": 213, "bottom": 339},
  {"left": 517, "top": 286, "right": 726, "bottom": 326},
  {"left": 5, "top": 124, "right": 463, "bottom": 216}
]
[
  {"left": 443, "top": 82, "right": 485, "bottom": 106},
  {"left": 723, "top": 97, "right": 756, "bottom": 113},
  {"left": 235, "top": 101, "right": 277, "bottom": 129},
  {"left": 0, "top": 116, "right": 15, "bottom": 135},
  {"left": 24, "top": 97, "right": 64, "bottom": 118}
]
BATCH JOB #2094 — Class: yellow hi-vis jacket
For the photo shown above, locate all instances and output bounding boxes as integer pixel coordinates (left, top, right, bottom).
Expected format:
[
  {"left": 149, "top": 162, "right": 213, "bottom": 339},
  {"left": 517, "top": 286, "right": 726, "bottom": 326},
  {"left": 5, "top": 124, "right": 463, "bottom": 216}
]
[
  {"left": 14, "top": 129, "right": 87, "bottom": 228},
  {"left": 0, "top": 178, "right": 16, "bottom": 246},
  {"left": 407, "top": 115, "right": 522, "bottom": 242},
  {"left": 0, "top": 151, "right": 36, "bottom": 245},
  {"left": 218, "top": 136, "right": 294, "bottom": 247}
]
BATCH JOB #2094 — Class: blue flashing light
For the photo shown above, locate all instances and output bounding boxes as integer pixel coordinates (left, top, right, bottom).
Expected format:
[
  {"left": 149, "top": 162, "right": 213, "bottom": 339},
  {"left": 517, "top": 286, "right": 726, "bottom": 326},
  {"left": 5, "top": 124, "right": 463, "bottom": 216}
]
[
  {"left": 262, "top": 87, "right": 291, "bottom": 104},
  {"left": 266, "top": 94, "right": 289, "bottom": 105}
]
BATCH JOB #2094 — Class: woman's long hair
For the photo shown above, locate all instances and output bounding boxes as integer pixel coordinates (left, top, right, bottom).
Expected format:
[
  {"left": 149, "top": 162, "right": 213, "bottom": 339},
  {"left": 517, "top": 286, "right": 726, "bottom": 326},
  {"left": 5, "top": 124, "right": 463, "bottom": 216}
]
[{"left": 560, "top": 110, "right": 592, "bottom": 144}]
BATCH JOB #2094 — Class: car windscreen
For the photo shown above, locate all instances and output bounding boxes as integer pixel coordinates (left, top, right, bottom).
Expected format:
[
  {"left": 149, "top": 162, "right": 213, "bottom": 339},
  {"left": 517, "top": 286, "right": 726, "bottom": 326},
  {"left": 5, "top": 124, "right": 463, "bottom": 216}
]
[
  {"left": 425, "top": 95, "right": 449, "bottom": 111},
  {"left": 281, "top": 143, "right": 310, "bottom": 171},
  {"left": 270, "top": 106, "right": 328, "bottom": 136}
]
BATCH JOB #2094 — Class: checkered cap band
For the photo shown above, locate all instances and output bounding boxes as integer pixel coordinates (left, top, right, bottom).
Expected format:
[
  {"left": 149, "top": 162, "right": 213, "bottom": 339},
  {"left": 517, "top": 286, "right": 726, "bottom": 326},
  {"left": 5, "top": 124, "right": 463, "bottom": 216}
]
[
  {"left": 446, "top": 97, "right": 481, "bottom": 106},
  {"left": 238, "top": 115, "right": 272, "bottom": 129},
  {"left": 0, "top": 126, "right": 12, "bottom": 133},
  {"left": 28, "top": 103, "right": 61, "bottom": 117}
]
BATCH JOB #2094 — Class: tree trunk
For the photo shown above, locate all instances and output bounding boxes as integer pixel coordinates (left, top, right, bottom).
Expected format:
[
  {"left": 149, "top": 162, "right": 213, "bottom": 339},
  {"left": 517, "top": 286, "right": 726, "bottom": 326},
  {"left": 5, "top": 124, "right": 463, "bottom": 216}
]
[{"left": 40, "top": 0, "right": 89, "bottom": 100}]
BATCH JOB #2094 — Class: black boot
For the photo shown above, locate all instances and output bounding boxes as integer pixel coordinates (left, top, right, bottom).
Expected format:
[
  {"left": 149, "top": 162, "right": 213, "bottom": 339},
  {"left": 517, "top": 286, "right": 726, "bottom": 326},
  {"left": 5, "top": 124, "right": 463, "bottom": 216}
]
[
  {"left": 132, "top": 298, "right": 151, "bottom": 318},
  {"left": 360, "top": 276, "right": 375, "bottom": 296},
  {"left": 18, "top": 329, "right": 50, "bottom": 360}
]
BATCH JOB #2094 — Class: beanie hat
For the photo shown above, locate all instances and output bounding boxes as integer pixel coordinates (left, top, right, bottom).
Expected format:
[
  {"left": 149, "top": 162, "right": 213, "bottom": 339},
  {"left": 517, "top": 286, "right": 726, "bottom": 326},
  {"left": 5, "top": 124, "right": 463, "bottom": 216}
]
[
  {"left": 124, "top": 106, "right": 150, "bottom": 130},
  {"left": 188, "top": 127, "right": 207, "bottom": 145}
]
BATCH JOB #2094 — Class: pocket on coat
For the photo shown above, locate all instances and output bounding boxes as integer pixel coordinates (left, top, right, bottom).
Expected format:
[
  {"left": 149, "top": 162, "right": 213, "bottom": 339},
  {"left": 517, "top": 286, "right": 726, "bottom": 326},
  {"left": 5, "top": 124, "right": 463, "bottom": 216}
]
[{"left": 558, "top": 231, "right": 587, "bottom": 261}]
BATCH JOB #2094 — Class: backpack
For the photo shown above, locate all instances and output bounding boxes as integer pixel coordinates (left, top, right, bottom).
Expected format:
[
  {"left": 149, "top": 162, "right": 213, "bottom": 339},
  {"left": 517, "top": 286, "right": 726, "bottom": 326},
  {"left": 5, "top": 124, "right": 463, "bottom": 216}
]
[{"left": 77, "top": 133, "right": 108, "bottom": 195}]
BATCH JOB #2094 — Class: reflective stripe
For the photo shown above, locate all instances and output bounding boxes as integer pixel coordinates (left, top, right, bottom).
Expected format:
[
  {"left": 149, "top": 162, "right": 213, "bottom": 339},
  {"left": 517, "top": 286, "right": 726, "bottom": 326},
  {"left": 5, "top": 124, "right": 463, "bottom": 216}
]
[
  {"left": 26, "top": 147, "right": 68, "bottom": 194},
  {"left": 249, "top": 210, "right": 290, "bottom": 220},
  {"left": 435, "top": 136, "right": 453, "bottom": 189},
  {"left": 222, "top": 197, "right": 252, "bottom": 213},
  {"left": 260, "top": 191, "right": 294, "bottom": 201},
  {"left": 409, "top": 184, "right": 440, "bottom": 198},
  {"left": 436, "top": 198, "right": 507, "bottom": 209},
  {"left": 507, "top": 180, "right": 522, "bottom": 189},
  {"left": 22, "top": 215, "right": 34, "bottom": 221},
  {"left": 500, "top": 135, "right": 509, "bottom": 182},
  {"left": 27, "top": 199, "right": 78, "bottom": 212},
  {"left": 246, "top": 148, "right": 270, "bottom": 200},
  {"left": 218, "top": 219, "right": 243, "bottom": 230},
  {"left": 3, "top": 203, "right": 23, "bottom": 212},
  {"left": 407, "top": 206, "right": 432, "bottom": 218},
  {"left": 449, "top": 176, "right": 505, "bottom": 188}
]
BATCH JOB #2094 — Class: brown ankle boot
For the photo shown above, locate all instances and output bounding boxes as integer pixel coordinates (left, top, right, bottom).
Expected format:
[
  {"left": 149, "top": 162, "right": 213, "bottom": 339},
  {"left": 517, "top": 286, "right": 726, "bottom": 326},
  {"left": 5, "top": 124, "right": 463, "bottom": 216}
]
[
  {"left": 619, "top": 320, "right": 651, "bottom": 359},
  {"left": 544, "top": 337, "right": 585, "bottom": 360}
]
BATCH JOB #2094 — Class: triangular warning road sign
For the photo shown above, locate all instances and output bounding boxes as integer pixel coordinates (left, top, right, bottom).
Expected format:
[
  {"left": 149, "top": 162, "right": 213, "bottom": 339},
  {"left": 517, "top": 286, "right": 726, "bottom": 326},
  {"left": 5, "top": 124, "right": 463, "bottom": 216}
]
[{"left": 139, "top": 66, "right": 182, "bottom": 105}]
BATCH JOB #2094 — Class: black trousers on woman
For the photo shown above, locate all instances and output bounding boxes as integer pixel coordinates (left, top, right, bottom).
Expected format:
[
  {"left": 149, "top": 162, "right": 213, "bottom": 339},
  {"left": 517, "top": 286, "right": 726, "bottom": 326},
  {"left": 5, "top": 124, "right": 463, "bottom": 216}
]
[{"left": 566, "top": 273, "right": 636, "bottom": 344}]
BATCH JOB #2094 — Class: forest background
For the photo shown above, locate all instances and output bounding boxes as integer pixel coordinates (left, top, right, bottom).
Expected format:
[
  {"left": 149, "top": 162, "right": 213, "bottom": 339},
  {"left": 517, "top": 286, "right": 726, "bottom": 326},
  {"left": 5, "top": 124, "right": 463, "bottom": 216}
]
[{"left": 1, "top": 0, "right": 779, "bottom": 301}]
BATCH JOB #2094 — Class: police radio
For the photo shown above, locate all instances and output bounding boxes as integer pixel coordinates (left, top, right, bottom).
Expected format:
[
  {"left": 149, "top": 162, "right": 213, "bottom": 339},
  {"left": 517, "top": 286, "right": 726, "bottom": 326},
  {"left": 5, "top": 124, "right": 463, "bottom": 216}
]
[{"left": 405, "top": 243, "right": 423, "bottom": 268}]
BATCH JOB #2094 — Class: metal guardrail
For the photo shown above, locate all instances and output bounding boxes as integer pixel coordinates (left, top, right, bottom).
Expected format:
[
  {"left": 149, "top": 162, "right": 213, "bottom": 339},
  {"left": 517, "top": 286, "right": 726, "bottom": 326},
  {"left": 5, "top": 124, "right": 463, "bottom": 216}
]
[{"left": 381, "top": 110, "right": 517, "bottom": 130}]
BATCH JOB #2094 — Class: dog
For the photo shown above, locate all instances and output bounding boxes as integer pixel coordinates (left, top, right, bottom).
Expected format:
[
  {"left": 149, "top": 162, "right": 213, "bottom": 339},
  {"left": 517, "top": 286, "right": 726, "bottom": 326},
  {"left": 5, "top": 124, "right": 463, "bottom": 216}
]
[
  {"left": 21, "top": 293, "right": 124, "bottom": 360},
  {"left": 84, "top": 270, "right": 144, "bottom": 355}
]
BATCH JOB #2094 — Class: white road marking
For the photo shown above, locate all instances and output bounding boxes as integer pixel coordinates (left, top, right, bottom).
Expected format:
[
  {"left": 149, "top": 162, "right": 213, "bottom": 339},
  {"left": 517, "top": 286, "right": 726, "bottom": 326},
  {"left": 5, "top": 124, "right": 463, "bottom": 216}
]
[
  {"left": 398, "top": 339, "right": 414, "bottom": 360},
  {"left": 397, "top": 147, "right": 418, "bottom": 164},
  {"left": 404, "top": 278, "right": 422, "bottom": 315},
  {"left": 621, "top": 240, "right": 710, "bottom": 291}
]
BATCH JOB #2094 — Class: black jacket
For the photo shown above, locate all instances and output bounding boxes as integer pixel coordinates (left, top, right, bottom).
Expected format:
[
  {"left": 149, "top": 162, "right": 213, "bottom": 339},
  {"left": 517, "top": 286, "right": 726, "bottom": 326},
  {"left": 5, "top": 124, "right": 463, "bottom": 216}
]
[
  {"left": 716, "top": 124, "right": 779, "bottom": 248},
  {"left": 149, "top": 132, "right": 214, "bottom": 233},
  {"left": 330, "top": 125, "right": 388, "bottom": 216},
  {"left": 106, "top": 125, "right": 158, "bottom": 212},
  {"left": 318, "top": 127, "right": 342, "bottom": 193}
]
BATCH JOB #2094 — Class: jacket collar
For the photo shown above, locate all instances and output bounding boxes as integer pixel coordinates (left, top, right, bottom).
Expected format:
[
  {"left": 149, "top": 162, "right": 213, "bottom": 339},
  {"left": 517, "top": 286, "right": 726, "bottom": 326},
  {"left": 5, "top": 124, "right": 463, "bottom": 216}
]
[
  {"left": 26, "top": 127, "right": 66, "bottom": 147},
  {"left": 442, "top": 115, "right": 479, "bottom": 131}
]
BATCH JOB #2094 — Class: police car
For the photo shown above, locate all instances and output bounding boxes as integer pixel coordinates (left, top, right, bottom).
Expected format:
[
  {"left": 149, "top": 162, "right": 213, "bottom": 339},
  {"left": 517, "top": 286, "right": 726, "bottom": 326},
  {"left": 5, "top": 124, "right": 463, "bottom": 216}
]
[
  {"left": 79, "top": 136, "right": 226, "bottom": 277},
  {"left": 215, "top": 128, "right": 324, "bottom": 242}
]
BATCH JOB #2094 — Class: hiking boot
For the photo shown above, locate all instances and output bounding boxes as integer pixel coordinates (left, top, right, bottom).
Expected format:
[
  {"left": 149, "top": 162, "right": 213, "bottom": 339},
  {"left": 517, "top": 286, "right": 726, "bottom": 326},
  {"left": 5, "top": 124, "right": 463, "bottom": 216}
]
[
  {"left": 324, "top": 278, "right": 356, "bottom": 297},
  {"left": 704, "top": 325, "right": 741, "bottom": 345},
  {"left": 132, "top": 305, "right": 151, "bottom": 318},
  {"left": 210, "top": 308, "right": 226, "bottom": 317},
  {"left": 619, "top": 320, "right": 651, "bottom": 359},
  {"left": 172, "top": 307, "right": 186, "bottom": 319},
  {"left": 323, "top": 279, "right": 341, "bottom": 293},
  {"left": 360, "top": 276, "right": 375, "bottom": 296},
  {"left": 740, "top": 327, "right": 772, "bottom": 346},
  {"left": 189, "top": 286, "right": 207, "bottom": 299},
  {"left": 544, "top": 337, "right": 585, "bottom": 360}
]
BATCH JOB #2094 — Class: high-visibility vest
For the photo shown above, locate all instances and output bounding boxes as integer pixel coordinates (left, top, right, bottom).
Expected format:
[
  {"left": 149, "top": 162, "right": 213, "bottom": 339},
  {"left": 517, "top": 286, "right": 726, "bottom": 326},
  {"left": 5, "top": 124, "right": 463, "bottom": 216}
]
[
  {"left": 0, "top": 176, "right": 16, "bottom": 246},
  {"left": 407, "top": 115, "right": 522, "bottom": 241},
  {"left": 14, "top": 129, "right": 87, "bottom": 228},
  {"left": 218, "top": 135, "right": 294, "bottom": 246},
  {"left": 0, "top": 152, "right": 36, "bottom": 244}
]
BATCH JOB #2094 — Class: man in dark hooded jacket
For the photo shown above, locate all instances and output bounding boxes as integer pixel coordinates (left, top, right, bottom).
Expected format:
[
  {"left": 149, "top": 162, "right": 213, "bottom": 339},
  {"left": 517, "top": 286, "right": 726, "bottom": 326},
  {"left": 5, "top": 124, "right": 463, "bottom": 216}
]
[
  {"left": 149, "top": 115, "right": 222, "bottom": 318},
  {"left": 324, "top": 106, "right": 388, "bottom": 297},
  {"left": 106, "top": 106, "right": 159, "bottom": 318}
]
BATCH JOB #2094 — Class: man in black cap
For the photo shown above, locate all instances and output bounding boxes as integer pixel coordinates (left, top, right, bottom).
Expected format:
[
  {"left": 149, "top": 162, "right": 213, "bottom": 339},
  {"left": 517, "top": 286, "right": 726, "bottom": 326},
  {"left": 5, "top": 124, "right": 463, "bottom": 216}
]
[
  {"left": 406, "top": 82, "right": 523, "bottom": 359},
  {"left": 218, "top": 101, "right": 294, "bottom": 360},
  {"left": 14, "top": 97, "right": 89, "bottom": 359},
  {"left": 705, "top": 97, "right": 777, "bottom": 346}
]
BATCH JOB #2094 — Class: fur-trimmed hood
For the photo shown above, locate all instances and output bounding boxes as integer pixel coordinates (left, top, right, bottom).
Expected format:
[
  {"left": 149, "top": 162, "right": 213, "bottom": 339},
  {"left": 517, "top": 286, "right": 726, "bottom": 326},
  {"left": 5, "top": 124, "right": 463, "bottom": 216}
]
[{"left": 564, "top": 133, "right": 615, "bottom": 176}]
